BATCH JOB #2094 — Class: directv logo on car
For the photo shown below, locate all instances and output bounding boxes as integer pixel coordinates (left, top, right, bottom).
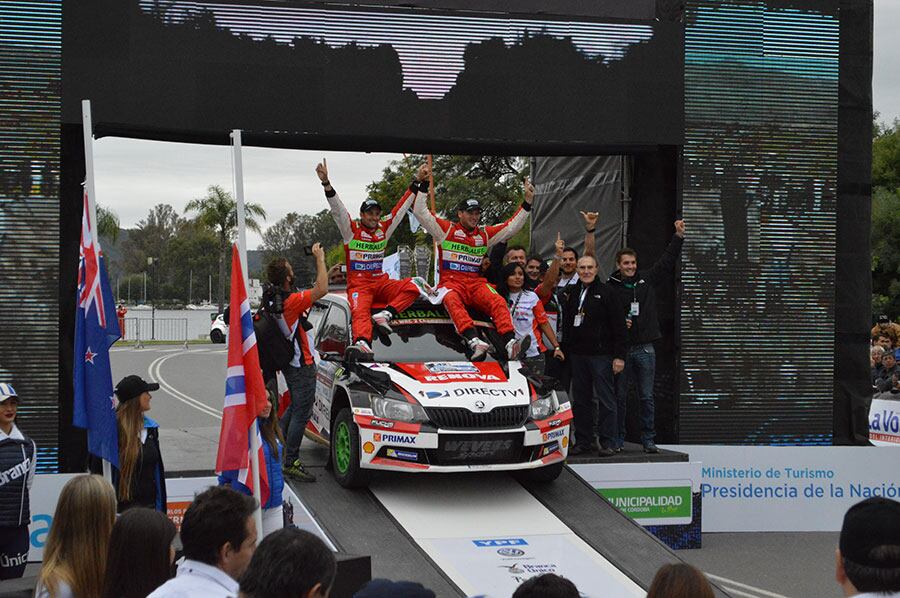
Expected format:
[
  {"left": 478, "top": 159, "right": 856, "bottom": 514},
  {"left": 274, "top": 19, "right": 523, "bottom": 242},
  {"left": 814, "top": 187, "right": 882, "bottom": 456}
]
[{"left": 472, "top": 538, "right": 528, "bottom": 547}]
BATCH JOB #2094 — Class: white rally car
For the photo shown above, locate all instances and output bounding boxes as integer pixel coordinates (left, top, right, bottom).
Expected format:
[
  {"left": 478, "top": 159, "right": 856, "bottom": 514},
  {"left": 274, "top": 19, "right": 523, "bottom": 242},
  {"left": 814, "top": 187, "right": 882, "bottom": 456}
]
[{"left": 303, "top": 293, "right": 573, "bottom": 487}]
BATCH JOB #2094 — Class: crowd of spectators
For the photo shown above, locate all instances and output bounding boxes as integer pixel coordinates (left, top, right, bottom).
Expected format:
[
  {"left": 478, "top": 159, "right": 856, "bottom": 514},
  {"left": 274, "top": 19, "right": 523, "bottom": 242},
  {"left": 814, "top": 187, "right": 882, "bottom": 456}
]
[
  {"left": 22, "top": 475, "right": 898, "bottom": 597},
  {"left": 871, "top": 315, "right": 900, "bottom": 399}
]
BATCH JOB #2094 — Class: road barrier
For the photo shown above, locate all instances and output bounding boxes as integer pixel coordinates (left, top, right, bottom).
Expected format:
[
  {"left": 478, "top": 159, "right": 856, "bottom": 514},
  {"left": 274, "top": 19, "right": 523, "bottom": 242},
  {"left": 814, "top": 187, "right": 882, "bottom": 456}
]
[{"left": 124, "top": 317, "right": 189, "bottom": 349}]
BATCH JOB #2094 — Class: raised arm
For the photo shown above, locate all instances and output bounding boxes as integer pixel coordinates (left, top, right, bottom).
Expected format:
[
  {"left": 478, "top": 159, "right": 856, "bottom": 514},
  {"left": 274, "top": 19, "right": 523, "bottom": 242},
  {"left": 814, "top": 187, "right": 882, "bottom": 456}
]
[
  {"left": 309, "top": 243, "right": 329, "bottom": 302},
  {"left": 645, "top": 219, "right": 685, "bottom": 283},
  {"left": 580, "top": 210, "right": 597, "bottom": 258},
  {"left": 536, "top": 232, "right": 564, "bottom": 300},
  {"left": 485, "top": 177, "right": 534, "bottom": 246},
  {"left": 317, "top": 159, "right": 354, "bottom": 243},
  {"left": 412, "top": 181, "right": 450, "bottom": 241},
  {"left": 383, "top": 163, "right": 430, "bottom": 240}
]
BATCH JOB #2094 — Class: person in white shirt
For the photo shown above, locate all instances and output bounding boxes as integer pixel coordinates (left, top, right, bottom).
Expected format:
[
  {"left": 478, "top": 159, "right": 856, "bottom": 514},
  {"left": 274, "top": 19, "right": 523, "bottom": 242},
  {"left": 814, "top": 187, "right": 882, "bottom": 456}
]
[
  {"left": 149, "top": 486, "right": 258, "bottom": 598},
  {"left": 835, "top": 497, "right": 900, "bottom": 597}
]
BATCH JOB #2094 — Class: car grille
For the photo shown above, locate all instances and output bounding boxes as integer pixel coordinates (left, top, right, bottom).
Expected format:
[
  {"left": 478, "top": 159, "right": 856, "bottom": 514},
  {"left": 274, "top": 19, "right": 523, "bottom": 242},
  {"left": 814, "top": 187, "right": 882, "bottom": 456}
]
[
  {"left": 425, "top": 406, "right": 528, "bottom": 429},
  {"left": 430, "top": 432, "right": 526, "bottom": 465}
]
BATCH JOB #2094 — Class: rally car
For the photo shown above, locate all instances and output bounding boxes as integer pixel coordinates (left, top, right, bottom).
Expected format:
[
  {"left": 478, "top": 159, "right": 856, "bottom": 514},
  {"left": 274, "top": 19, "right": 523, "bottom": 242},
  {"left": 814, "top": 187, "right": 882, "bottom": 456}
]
[{"left": 303, "top": 292, "right": 573, "bottom": 488}]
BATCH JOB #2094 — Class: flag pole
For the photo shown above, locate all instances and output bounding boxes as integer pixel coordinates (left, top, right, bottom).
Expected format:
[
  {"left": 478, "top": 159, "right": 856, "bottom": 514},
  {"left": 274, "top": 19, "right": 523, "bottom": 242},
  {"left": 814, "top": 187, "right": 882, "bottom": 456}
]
[
  {"left": 231, "top": 129, "right": 264, "bottom": 540},
  {"left": 82, "top": 99, "right": 114, "bottom": 484},
  {"left": 427, "top": 155, "right": 439, "bottom": 285}
]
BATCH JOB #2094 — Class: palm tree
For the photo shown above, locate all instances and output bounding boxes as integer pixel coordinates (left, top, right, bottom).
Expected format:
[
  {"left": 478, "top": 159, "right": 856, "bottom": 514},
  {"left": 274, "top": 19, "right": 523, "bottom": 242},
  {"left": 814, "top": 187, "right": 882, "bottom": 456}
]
[
  {"left": 185, "top": 185, "right": 266, "bottom": 313},
  {"left": 97, "top": 204, "right": 120, "bottom": 244}
]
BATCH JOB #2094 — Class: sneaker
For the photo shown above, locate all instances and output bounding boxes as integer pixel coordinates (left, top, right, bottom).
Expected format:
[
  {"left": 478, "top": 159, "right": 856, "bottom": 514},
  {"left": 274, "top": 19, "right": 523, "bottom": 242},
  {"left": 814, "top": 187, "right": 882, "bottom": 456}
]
[
  {"left": 505, "top": 338, "right": 521, "bottom": 360},
  {"left": 598, "top": 447, "right": 616, "bottom": 457},
  {"left": 568, "top": 444, "right": 590, "bottom": 456},
  {"left": 348, "top": 339, "right": 373, "bottom": 354},
  {"left": 372, "top": 310, "right": 393, "bottom": 335},
  {"left": 643, "top": 441, "right": 659, "bottom": 454},
  {"left": 283, "top": 459, "right": 316, "bottom": 482},
  {"left": 468, "top": 337, "right": 491, "bottom": 360},
  {"left": 615, "top": 446, "right": 624, "bottom": 453}
]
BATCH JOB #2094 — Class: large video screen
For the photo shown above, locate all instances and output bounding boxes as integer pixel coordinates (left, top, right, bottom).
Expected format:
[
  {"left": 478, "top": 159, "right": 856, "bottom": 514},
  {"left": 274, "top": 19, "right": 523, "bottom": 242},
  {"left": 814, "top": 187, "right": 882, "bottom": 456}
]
[{"left": 62, "top": 0, "right": 683, "bottom": 151}]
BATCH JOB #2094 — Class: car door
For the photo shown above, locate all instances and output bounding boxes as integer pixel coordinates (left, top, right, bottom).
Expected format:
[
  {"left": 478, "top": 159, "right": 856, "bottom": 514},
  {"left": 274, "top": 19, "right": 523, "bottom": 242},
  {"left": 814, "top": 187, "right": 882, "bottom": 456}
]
[{"left": 311, "top": 301, "right": 350, "bottom": 439}]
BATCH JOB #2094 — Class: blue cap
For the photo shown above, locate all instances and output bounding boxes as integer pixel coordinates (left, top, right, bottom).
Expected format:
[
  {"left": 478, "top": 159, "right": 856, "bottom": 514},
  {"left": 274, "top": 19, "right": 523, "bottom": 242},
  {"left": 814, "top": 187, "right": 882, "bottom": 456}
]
[{"left": 354, "top": 579, "right": 436, "bottom": 598}]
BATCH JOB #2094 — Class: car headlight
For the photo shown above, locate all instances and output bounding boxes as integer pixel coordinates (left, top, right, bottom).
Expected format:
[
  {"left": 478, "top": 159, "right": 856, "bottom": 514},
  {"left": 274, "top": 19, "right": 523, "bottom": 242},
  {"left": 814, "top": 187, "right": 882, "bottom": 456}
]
[
  {"left": 370, "top": 395, "right": 429, "bottom": 423},
  {"left": 529, "top": 390, "right": 560, "bottom": 421}
]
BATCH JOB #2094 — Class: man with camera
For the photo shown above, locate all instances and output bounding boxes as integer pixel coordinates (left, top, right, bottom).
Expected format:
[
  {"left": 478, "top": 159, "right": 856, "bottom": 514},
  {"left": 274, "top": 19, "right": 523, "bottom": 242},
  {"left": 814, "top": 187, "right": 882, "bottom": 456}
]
[
  {"left": 317, "top": 158, "right": 430, "bottom": 353},
  {"left": 264, "top": 243, "right": 328, "bottom": 482}
]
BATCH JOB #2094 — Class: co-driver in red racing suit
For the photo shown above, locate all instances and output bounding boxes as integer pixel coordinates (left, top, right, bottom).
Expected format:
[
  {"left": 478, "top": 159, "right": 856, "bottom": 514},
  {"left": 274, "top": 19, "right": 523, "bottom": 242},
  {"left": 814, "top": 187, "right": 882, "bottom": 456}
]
[
  {"left": 413, "top": 178, "right": 534, "bottom": 359},
  {"left": 318, "top": 160, "right": 430, "bottom": 351}
]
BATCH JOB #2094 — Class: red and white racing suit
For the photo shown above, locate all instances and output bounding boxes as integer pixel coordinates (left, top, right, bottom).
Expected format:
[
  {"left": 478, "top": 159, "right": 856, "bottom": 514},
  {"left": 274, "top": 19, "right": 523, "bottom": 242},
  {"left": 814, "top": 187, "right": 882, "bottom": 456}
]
[
  {"left": 412, "top": 192, "right": 530, "bottom": 339},
  {"left": 326, "top": 183, "right": 423, "bottom": 343}
]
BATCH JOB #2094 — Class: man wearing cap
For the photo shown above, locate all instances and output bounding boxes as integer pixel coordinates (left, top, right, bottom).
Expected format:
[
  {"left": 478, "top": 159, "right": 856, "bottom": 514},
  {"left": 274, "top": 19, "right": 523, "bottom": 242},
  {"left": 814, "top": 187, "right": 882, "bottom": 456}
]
[
  {"left": 0, "top": 384, "right": 36, "bottom": 580},
  {"left": 835, "top": 497, "right": 900, "bottom": 596},
  {"left": 413, "top": 178, "right": 534, "bottom": 359},
  {"left": 317, "top": 159, "right": 429, "bottom": 353},
  {"left": 872, "top": 315, "right": 900, "bottom": 348}
]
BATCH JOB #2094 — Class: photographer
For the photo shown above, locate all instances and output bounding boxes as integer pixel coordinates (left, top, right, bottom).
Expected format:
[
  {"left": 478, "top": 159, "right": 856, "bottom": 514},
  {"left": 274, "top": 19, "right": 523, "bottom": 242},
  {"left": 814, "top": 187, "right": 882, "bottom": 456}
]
[{"left": 265, "top": 243, "right": 328, "bottom": 483}]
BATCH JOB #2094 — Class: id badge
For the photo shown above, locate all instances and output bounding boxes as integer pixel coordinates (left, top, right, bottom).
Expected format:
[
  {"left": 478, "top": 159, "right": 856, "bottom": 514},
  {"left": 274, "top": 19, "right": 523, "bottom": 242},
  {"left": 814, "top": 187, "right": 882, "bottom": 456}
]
[
  {"left": 573, "top": 314, "right": 584, "bottom": 327},
  {"left": 630, "top": 302, "right": 640, "bottom": 317}
]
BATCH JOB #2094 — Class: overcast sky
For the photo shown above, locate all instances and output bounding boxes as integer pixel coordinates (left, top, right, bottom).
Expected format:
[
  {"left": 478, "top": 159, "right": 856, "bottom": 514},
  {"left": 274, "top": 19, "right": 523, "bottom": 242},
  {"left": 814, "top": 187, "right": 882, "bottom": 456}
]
[{"left": 94, "top": 1, "right": 899, "bottom": 249}]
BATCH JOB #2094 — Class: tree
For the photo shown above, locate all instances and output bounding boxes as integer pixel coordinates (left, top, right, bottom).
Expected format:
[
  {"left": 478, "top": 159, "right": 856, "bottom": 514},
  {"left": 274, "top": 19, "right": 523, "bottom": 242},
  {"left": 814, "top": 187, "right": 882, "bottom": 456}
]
[
  {"left": 872, "top": 115, "right": 900, "bottom": 319},
  {"left": 260, "top": 209, "right": 343, "bottom": 286},
  {"left": 185, "top": 185, "right": 266, "bottom": 312},
  {"left": 96, "top": 204, "right": 120, "bottom": 244}
]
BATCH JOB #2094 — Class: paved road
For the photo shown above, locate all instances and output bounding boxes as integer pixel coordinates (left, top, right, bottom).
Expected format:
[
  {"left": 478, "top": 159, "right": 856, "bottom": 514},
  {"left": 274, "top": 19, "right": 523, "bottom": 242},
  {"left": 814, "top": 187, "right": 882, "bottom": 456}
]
[{"left": 112, "top": 344, "right": 841, "bottom": 598}]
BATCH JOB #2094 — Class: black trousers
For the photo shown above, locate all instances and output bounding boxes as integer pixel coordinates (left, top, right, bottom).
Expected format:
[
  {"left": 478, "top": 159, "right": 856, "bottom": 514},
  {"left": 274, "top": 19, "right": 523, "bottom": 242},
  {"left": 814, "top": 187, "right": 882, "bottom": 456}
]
[{"left": 0, "top": 525, "right": 29, "bottom": 580}]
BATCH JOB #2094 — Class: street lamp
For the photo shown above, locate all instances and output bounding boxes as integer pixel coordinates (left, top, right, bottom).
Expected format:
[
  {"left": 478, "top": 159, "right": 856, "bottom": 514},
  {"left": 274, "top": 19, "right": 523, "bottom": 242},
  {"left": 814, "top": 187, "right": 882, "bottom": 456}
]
[{"left": 148, "top": 256, "right": 157, "bottom": 340}]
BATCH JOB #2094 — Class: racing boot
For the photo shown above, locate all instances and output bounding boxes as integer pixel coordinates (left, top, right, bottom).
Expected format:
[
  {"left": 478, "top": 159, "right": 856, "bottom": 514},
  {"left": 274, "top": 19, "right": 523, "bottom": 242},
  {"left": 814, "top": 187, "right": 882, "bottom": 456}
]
[
  {"left": 505, "top": 335, "right": 531, "bottom": 361},
  {"left": 467, "top": 337, "right": 491, "bottom": 360},
  {"left": 283, "top": 458, "right": 316, "bottom": 482},
  {"left": 346, "top": 339, "right": 373, "bottom": 356},
  {"left": 372, "top": 310, "right": 394, "bottom": 336}
]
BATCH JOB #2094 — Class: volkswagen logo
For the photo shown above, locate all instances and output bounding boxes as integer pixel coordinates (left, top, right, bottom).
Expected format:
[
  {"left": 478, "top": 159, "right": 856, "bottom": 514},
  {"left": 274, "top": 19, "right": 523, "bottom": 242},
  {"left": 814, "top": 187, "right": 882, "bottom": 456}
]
[
  {"left": 474, "top": 400, "right": 486, "bottom": 410},
  {"left": 497, "top": 548, "right": 525, "bottom": 557}
]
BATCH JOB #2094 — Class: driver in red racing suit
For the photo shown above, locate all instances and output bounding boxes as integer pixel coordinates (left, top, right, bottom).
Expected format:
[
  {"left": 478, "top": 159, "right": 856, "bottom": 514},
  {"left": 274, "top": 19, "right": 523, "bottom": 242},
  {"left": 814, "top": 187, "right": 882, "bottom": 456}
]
[
  {"left": 318, "top": 159, "right": 431, "bottom": 352},
  {"left": 413, "top": 178, "right": 535, "bottom": 359}
]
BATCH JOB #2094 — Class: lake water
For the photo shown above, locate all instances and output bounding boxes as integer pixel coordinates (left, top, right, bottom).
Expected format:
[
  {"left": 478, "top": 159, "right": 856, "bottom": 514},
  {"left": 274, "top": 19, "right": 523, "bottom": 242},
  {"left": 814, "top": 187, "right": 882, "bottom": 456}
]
[{"left": 121, "top": 307, "right": 221, "bottom": 341}]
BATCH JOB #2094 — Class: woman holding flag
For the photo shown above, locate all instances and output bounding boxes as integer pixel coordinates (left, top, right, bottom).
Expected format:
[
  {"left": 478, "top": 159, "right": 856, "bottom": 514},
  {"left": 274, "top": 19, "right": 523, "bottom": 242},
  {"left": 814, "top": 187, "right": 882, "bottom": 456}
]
[{"left": 218, "top": 385, "right": 285, "bottom": 537}]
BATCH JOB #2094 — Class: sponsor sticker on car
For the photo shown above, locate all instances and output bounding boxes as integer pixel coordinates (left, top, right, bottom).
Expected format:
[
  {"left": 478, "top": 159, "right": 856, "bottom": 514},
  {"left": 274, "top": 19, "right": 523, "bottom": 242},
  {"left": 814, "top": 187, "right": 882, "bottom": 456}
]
[
  {"left": 385, "top": 448, "right": 419, "bottom": 462},
  {"left": 542, "top": 429, "right": 566, "bottom": 442},
  {"left": 373, "top": 432, "right": 417, "bottom": 445},
  {"left": 472, "top": 538, "right": 528, "bottom": 547},
  {"left": 425, "top": 362, "right": 479, "bottom": 374}
]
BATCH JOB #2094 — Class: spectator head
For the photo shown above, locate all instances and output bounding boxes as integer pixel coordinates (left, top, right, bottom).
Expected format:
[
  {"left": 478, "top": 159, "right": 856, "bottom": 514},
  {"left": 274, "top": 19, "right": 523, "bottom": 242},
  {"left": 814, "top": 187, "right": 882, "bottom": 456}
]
[
  {"left": 180, "top": 486, "right": 258, "bottom": 581},
  {"left": 267, "top": 257, "right": 294, "bottom": 290},
  {"left": 0, "top": 383, "right": 19, "bottom": 430},
  {"left": 498, "top": 262, "right": 527, "bottom": 297},
  {"left": 836, "top": 497, "right": 900, "bottom": 595},
  {"left": 883, "top": 351, "right": 897, "bottom": 370},
  {"left": 456, "top": 199, "right": 482, "bottom": 229},
  {"left": 354, "top": 579, "right": 436, "bottom": 598},
  {"left": 576, "top": 255, "right": 599, "bottom": 285},
  {"left": 101, "top": 507, "right": 177, "bottom": 598},
  {"left": 512, "top": 573, "right": 579, "bottom": 598},
  {"left": 525, "top": 256, "right": 544, "bottom": 282},
  {"left": 504, "top": 246, "right": 527, "bottom": 266},
  {"left": 328, "top": 264, "right": 346, "bottom": 286},
  {"left": 560, "top": 247, "right": 578, "bottom": 275},
  {"left": 878, "top": 314, "right": 890, "bottom": 325},
  {"left": 876, "top": 335, "right": 893, "bottom": 351},
  {"left": 872, "top": 345, "right": 886, "bottom": 367},
  {"left": 615, "top": 248, "right": 639, "bottom": 278},
  {"left": 38, "top": 475, "right": 117, "bottom": 598},
  {"left": 239, "top": 528, "right": 336, "bottom": 598},
  {"left": 646, "top": 563, "right": 715, "bottom": 598}
]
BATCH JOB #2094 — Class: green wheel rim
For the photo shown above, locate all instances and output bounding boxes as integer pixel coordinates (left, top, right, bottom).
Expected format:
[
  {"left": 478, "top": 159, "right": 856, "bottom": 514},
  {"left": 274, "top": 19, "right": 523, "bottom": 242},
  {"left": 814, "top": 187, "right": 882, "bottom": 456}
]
[{"left": 334, "top": 421, "right": 352, "bottom": 474}]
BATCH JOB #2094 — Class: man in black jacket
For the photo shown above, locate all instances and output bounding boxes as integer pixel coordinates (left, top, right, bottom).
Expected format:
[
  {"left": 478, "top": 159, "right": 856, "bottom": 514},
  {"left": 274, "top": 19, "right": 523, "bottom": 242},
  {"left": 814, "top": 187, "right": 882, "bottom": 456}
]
[
  {"left": 561, "top": 256, "right": 627, "bottom": 456},
  {"left": 608, "top": 220, "right": 685, "bottom": 453}
]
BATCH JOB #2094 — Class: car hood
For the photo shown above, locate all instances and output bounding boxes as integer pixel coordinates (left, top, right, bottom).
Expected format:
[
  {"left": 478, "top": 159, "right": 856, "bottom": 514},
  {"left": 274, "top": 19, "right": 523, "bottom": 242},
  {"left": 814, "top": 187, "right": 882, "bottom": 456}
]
[{"left": 368, "top": 361, "right": 532, "bottom": 410}]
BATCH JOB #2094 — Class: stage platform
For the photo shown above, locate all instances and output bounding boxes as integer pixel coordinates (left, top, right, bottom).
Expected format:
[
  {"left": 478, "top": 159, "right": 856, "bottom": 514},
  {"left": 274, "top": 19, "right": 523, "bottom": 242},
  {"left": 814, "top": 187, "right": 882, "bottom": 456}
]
[{"left": 566, "top": 442, "right": 689, "bottom": 464}]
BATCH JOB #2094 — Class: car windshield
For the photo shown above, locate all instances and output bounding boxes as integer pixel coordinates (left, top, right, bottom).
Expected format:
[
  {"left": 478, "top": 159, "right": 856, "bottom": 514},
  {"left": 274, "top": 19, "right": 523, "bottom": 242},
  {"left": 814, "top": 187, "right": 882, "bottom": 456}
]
[{"left": 370, "top": 313, "right": 498, "bottom": 363}]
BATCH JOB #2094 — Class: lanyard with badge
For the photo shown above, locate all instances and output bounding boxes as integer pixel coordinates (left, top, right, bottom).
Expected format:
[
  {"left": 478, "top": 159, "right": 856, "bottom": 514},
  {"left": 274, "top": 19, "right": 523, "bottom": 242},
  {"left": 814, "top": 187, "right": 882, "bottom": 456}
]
[
  {"left": 508, "top": 291, "right": 524, "bottom": 318},
  {"left": 573, "top": 288, "right": 588, "bottom": 327},
  {"left": 625, "top": 281, "right": 640, "bottom": 317}
]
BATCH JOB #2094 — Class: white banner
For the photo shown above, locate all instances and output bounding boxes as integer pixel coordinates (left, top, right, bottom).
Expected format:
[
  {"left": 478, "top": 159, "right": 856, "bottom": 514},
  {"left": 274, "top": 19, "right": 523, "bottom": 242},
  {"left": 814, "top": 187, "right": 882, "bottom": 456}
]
[
  {"left": 869, "top": 398, "right": 900, "bottom": 447},
  {"left": 661, "top": 445, "right": 900, "bottom": 532}
]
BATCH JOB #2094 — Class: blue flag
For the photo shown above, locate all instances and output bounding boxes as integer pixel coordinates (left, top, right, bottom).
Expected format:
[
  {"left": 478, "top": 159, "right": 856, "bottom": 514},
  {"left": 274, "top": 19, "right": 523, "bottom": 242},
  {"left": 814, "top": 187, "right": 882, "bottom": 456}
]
[{"left": 73, "top": 190, "right": 121, "bottom": 466}]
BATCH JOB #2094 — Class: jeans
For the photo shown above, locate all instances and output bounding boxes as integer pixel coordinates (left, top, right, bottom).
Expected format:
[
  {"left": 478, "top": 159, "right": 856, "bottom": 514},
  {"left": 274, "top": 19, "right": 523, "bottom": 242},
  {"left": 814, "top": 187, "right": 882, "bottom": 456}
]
[
  {"left": 569, "top": 353, "right": 616, "bottom": 449},
  {"left": 614, "top": 343, "right": 656, "bottom": 446},
  {"left": 280, "top": 363, "right": 317, "bottom": 464}
]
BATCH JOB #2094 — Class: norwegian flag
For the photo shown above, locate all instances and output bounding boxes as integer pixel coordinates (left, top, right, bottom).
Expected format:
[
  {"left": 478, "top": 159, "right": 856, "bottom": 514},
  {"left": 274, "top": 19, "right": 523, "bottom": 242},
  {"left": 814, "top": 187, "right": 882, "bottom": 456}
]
[{"left": 216, "top": 245, "right": 270, "bottom": 505}]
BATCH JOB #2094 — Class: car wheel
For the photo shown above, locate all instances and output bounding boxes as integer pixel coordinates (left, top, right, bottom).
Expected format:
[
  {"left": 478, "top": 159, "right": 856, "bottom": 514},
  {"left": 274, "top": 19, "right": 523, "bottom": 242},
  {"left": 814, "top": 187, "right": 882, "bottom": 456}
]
[
  {"left": 210, "top": 329, "right": 225, "bottom": 344},
  {"left": 516, "top": 461, "right": 564, "bottom": 484},
  {"left": 331, "top": 408, "right": 371, "bottom": 488}
]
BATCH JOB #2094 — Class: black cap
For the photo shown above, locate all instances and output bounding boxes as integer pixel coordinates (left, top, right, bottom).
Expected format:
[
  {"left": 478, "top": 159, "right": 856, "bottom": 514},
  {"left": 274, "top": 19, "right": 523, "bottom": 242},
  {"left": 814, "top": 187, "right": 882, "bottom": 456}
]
[
  {"left": 458, "top": 199, "right": 481, "bottom": 212},
  {"left": 359, "top": 198, "right": 381, "bottom": 213},
  {"left": 839, "top": 498, "right": 900, "bottom": 568},
  {"left": 878, "top": 314, "right": 890, "bottom": 324},
  {"left": 115, "top": 375, "right": 160, "bottom": 403},
  {"left": 353, "top": 579, "right": 436, "bottom": 598}
]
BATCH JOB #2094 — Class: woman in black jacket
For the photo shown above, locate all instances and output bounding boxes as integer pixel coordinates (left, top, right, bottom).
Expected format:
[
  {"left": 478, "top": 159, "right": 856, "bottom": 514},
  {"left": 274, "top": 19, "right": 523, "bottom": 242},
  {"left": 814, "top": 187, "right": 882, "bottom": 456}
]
[{"left": 0, "top": 383, "right": 36, "bottom": 581}]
